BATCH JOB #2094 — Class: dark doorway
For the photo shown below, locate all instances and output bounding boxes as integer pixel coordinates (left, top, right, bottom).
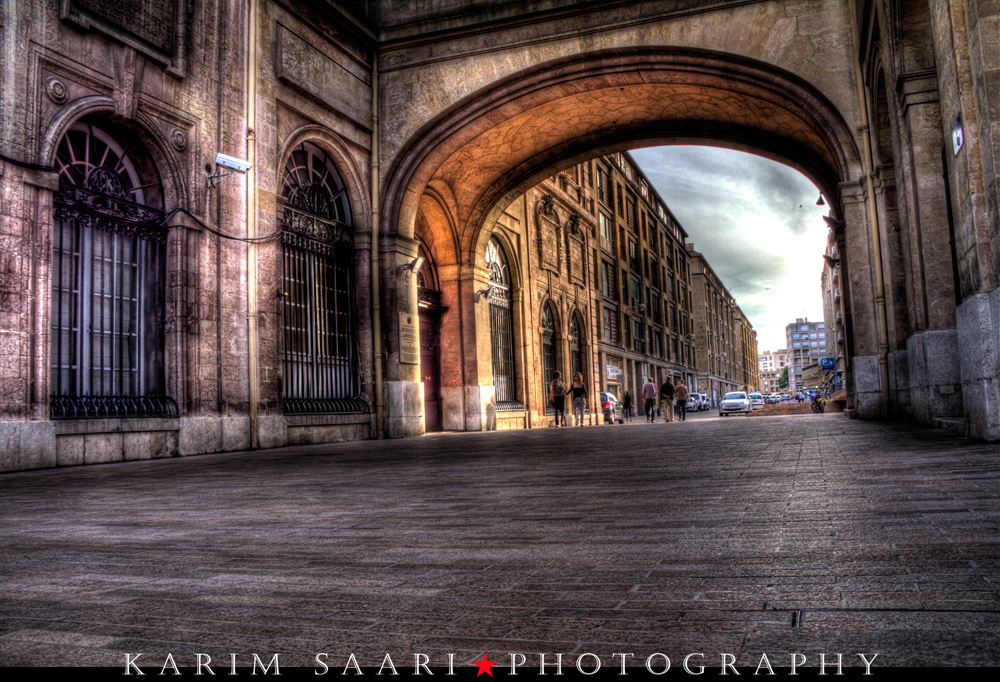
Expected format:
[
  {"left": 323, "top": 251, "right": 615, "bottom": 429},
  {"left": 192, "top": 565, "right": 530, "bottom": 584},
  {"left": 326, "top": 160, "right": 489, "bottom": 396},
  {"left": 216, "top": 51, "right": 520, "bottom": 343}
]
[
  {"left": 417, "top": 262, "right": 444, "bottom": 432},
  {"left": 418, "top": 309, "right": 441, "bottom": 431}
]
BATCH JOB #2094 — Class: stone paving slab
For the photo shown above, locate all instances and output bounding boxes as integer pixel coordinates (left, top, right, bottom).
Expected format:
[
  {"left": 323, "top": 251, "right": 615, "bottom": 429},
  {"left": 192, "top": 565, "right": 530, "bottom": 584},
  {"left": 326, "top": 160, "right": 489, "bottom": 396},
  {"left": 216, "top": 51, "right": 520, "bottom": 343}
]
[{"left": 0, "top": 414, "right": 997, "bottom": 669}]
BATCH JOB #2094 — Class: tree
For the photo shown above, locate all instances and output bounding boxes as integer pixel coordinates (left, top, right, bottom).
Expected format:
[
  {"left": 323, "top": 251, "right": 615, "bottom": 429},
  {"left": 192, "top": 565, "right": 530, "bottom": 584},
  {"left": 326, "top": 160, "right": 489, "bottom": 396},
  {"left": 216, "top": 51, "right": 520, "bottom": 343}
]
[{"left": 777, "top": 366, "right": 789, "bottom": 389}]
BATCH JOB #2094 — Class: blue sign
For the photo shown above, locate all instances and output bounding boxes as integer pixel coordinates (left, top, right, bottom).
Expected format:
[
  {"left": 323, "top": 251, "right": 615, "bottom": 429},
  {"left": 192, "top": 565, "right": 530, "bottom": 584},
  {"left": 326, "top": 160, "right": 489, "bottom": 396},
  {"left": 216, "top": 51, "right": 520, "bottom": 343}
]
[{"left": 821, "top": 357, "right": 836, "bottom": 371}]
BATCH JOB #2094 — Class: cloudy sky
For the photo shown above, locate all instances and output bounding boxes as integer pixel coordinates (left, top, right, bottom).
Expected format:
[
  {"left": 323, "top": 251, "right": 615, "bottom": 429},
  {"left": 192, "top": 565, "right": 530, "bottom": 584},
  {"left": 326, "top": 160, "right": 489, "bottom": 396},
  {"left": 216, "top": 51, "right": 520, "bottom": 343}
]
[{"left": 630, "top": 146, "right": 830, "bottom": 353}]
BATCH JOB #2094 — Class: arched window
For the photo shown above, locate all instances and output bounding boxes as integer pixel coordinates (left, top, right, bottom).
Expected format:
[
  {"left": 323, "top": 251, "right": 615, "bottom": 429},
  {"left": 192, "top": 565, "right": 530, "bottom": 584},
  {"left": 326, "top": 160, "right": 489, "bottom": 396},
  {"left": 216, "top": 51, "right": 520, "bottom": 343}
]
[
  {"left": 279, "top": 141, "right": 364, "bottom": 413},
  {"left": 50, "top": 120, "right": 171, "bottom": 418},
  {"left": 541, "top": 303, "right": 557, "bottom": 416},
  {"left": 570, "top": 314, "right": 583, "bottom": 379},
  {"left": 541, "top": 303, "right": 556, "bottom": 384},
  {"left": 486, "top": 238, "right": 520, "bottom": 410}
]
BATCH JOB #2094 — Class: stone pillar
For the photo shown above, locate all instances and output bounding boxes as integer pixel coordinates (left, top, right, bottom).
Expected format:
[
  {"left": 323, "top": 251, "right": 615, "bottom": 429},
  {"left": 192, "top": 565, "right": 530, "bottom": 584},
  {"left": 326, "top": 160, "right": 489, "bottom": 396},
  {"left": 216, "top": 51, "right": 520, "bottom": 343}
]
[
  {"left": 353, "top": 229, "right": 376, "bottom": 435},
  {"left": 382, "top": 234, "right": 423, "bottom": 438},
  {"left": 435, "top": 261, "right": 500, "bottom": 433},
  {"left": 467, "top": 264, "right": 496, "bottom": 432},
  {"left": 893, "top": 74, "right": 963, "bottom": 425},
  {"left": 956, "top": 291, "right": 1000, "bottom": 441},
  {"left": 839, "top": 181, "right": 882, "bottom": 418},
  {"left": 437, "top": 263, "right": 466, "bottom": 431},
  {"left": 0, "top": 169, "right": 59, "bottom": 472}
]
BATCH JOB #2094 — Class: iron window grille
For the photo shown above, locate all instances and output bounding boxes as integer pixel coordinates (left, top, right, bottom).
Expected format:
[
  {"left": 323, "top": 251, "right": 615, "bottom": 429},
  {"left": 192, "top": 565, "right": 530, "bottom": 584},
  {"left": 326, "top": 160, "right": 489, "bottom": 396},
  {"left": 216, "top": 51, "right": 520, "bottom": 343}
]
[
  {"left": 280, "top": 142, "right": 366, "bottom": 415},
  {"left": 50, "top": 121, "right": 173, "bottom": 419},
  {"left": 486, "top": 238, "right": 522, "bottom": 411}
]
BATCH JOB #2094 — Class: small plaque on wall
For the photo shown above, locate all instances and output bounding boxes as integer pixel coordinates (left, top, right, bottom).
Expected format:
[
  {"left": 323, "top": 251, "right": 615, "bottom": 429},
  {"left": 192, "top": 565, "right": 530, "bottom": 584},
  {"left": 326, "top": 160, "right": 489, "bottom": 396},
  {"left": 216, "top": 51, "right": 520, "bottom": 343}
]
[{"left": 399, "top": 312, "right": 420, "bottom": 365}]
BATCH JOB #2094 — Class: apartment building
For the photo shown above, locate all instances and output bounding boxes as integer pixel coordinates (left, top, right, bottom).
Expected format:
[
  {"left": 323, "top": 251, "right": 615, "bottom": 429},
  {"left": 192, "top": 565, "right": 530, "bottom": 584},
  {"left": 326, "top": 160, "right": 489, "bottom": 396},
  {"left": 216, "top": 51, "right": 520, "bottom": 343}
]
[
  {"left": 591, "top": 153, "right": 699, "bottom": 403},
  {"left": 759, "top": 349, "right": 788, "bottom": 394},
  {"left": 785, "top": 318, "right": 829, "bottom": 391},
  {"left": 689, "top": 250, "right": 742, "bottom": 405}
]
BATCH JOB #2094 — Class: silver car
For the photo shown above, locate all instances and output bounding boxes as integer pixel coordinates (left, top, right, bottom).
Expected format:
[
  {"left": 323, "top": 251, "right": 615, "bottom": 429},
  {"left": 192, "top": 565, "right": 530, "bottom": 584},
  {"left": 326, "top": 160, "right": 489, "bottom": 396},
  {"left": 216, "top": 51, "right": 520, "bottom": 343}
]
[
  {"left": 601, "top": 392, "right": 624, "bottom": 424},
  {"left": 719, "top": 391, "right": 752, "bottom": 416}
]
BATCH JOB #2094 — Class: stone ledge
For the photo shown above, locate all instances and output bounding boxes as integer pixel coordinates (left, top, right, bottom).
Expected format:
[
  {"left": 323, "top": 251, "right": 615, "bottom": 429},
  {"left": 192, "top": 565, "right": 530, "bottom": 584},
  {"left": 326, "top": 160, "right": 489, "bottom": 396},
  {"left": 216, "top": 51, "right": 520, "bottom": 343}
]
[
  {"left": 287, "top": 413, "right": 372, "bottom": 427},
  {"left": 933, "top": 416, "right": 967, "bottom": 437},
  {"left": 54, "top": 418, "right": 181, "bottom": 435}
]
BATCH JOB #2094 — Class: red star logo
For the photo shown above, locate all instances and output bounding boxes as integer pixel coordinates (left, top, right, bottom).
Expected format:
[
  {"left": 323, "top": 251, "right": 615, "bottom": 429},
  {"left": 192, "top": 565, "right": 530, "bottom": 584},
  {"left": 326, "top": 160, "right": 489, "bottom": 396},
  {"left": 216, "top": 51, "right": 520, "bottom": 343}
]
[{"left": 473, "top": 654, "right": 497, "bottom": 677}]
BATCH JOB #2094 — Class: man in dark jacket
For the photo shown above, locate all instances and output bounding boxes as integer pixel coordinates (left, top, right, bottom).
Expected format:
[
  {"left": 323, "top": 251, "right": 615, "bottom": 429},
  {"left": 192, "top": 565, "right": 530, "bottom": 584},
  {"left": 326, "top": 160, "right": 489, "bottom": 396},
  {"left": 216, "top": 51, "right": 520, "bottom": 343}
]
[{"left": 659, "top": 378, "right": 675, "bottom": 422}]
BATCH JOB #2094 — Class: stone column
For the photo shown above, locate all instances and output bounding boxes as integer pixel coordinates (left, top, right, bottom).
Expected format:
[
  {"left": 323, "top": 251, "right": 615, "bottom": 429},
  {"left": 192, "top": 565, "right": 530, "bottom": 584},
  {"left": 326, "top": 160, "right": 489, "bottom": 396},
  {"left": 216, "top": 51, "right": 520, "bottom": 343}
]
[
  {"left": 353, "top": 229, "right": 376, "bottom": 434},
  {"left": 382, "top": 234, "right": 423, "bottom": 438},
  {"left": 437, "top": 263, "right": 466, "bottom": 431},
  {"left": 467, "top": 264, "right": 496, "bottom": 432},
  {"left": 839, "top": 180, "right": 882, "bottom": 418},
  {"left": 0, "top": 169, "right": 59, "bottom": 472},
  {"left": 895, "top": 74, "right": 962, "bottom": 425}
]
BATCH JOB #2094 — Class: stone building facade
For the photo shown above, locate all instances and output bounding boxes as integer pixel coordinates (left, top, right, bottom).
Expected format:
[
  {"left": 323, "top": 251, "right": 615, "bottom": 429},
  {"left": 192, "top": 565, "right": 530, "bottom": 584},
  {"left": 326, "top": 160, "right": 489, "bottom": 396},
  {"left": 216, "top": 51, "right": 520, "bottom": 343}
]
[
  {"left": 821, "top": 230, "right": 847, "bottom": 387},
  {"left": 735, "top": 307, "right": 762, "bottom": 392},
  {"left": 689, "top": 249, "right": 743, "bottom": 406},
  {"left": 590, "top": 153, "right": 700, "bottom": 403},
  {"left": 759, "top": 349, "right": 788, "bottom": 395},
  {"left": 0, "top": 0, "right": 996, "bottom": 472}
]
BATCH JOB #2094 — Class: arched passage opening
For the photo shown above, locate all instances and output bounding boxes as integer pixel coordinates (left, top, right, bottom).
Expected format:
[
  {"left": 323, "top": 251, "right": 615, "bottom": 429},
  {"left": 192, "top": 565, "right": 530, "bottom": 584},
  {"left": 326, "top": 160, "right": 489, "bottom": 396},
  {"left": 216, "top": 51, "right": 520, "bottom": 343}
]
[{"left": 385, "top": 47, "right": 873, "bottom": 432}]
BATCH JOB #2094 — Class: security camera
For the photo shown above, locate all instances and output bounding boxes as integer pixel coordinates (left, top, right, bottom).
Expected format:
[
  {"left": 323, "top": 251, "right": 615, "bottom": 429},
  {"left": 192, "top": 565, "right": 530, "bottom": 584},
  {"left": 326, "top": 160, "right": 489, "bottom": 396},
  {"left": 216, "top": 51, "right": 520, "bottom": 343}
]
[{"left": 215, "top": 152, "right": 253, "bottom": 173}]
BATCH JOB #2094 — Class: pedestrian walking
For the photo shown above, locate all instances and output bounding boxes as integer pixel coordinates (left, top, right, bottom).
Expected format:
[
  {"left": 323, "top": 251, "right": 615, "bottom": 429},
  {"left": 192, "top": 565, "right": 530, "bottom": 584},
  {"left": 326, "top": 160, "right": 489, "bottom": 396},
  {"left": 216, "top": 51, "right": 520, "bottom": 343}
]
[
  {"left": 622, "top": 391, "right": 633, "bottom": 422},
  {"left": 549, "top": 371, "right": 567, "bottom": 427},
  {"left": 570, "top": 372, "right": 588, "bottom": 427},
  {"left": 674, "top": 381, "right": 690, "bottom": 421},
  {"left": 659, "top": 377, "right": 675, "bottom": 422},
  {"left": 641, "top": 376, "right": 658, "bottom": 423}
]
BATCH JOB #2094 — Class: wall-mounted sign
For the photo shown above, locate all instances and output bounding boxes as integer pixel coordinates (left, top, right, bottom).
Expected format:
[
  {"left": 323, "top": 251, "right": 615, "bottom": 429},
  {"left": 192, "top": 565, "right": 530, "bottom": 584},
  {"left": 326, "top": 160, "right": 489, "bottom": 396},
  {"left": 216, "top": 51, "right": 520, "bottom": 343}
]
[
  {"left": 952, "top": 115, "right": 964, "bottom": 155},
  {"left": 399, "top": 312, "right": 420, "bottom": 365},
  {"left": 820, "top": 357, "right": 836, "bottom": 371},
  {"left": 606, "top": 366, "right": 622, "bottom": 381}
]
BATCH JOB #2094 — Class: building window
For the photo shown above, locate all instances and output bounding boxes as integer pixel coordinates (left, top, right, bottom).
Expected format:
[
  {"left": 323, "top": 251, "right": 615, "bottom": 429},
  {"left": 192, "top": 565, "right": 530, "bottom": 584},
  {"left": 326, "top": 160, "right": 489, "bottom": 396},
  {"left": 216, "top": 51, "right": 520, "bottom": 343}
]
[
  {"left": 486, "top": 238, "right": 521, "bottom": 410},
  {"left": 280, "top": 141, "right": 364, "bottom": 414},
  {"left": 570, "top": 315, "right": 583, "bottom": 379},
  {"left": 597, "top": 168, "right": 610, "bottom": 206},
  {"left": 50, "top": 120, "right": 173, "bottom": 419},
  {"left": 541, "top": 303, "right": 557, "bottom": 383},
  {"left": 599, "top": 212, "right": 613, "bottom": 249}
]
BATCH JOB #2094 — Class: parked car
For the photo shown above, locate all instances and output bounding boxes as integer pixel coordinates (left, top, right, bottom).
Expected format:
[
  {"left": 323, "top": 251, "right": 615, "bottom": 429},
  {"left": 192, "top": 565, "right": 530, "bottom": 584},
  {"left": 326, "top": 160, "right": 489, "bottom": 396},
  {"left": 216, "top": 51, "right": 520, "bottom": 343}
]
[
  {"left": 699, "top": 393, "right": 712, "bottom": 410},
  {"left": 749, "top": 392, "right": 765, "bottom": 410},
  {"left": 685, "top": 395, "right": 700, "bottom": 412},
  {"left": 719, "top": 391, "right": 752, "bottom": 416},
  {"left": 601, "top": 392, "right": 624, "bottom": 424}
]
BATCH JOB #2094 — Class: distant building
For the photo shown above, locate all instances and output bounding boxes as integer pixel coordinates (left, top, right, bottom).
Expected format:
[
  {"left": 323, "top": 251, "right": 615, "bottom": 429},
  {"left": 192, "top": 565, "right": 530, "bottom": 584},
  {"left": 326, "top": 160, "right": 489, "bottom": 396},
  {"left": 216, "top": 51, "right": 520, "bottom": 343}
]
[
  {"left": 758, "top": 349, "right": 788, "bottom": 394},
  {"left": 785, "top": 318, "right": 828, "bottom": 391},
  {"left": 690, "top": 250, "right": 748, "bottom": 405},
  {"left": 735, "top": 307, "right": 761, "bottom": 392},
  {"left": 820, "top": 230, "right": 846, "bottom": 388}
]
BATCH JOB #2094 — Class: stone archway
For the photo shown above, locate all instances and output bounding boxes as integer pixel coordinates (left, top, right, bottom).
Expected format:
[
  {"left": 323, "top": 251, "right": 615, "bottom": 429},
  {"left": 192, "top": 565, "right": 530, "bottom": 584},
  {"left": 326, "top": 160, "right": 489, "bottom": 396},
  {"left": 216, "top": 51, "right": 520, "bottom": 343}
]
[
  {"left": 383, "top": 45, "right": 882, "bottom": 433},
  {"left": 385, "top": 47, "right": 863, "bottom": 260}
]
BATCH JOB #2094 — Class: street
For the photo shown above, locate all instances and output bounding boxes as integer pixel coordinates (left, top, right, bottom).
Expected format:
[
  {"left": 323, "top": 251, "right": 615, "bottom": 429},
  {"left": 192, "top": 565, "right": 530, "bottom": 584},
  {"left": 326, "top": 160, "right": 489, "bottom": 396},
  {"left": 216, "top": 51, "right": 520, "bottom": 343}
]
[{"left": 1, "top": 413, "right": 997, "bottom": 669}]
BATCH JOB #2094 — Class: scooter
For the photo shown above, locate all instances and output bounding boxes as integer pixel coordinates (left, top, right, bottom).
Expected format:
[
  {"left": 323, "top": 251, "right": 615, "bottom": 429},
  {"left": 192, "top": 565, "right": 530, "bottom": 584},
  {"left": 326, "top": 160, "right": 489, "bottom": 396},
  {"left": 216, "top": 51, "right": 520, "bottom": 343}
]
[{"left": 811, "top": 394, "right": 824, "bottom": 413}]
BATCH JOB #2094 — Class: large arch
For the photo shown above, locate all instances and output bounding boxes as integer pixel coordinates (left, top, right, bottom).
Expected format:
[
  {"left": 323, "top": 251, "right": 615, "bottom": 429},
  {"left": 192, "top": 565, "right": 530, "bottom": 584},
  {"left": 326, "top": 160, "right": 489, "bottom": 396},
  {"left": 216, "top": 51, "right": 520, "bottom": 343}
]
[
  {"left": 380, "top": 46, "right": 882, "bottom": 435},
  {"left": 385, "top": 47, "right": 864, "bottom": 266}
]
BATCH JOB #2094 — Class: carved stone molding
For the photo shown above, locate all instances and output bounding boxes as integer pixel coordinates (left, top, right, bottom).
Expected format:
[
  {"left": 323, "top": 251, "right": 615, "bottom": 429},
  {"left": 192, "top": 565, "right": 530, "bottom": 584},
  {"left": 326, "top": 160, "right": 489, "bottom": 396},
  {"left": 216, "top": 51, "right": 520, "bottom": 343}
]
[
  {"left": 168, "top": 128, "right": 187, "bottom": 152},
  {"left": 536, "top": 195, "right": 562, "bottom": 275},
  {"left": 45, "top": 77, "right": 69, "bottom": 104}
]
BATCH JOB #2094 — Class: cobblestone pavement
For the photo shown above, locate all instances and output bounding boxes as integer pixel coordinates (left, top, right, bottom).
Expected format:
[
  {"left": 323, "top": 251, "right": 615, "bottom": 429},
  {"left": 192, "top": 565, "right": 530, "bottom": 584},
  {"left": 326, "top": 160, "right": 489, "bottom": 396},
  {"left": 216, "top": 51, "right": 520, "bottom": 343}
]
[{"left": 1, "top": 414, "right": 997, "bottom": 670}]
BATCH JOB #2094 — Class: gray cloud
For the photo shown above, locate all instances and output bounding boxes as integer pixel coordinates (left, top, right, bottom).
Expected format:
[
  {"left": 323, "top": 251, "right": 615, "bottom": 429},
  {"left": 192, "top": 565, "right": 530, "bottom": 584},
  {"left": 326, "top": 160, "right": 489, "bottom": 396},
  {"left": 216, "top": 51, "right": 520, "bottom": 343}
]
[{"left": 631, "top": 146, "right": 828, "bottom": 351}]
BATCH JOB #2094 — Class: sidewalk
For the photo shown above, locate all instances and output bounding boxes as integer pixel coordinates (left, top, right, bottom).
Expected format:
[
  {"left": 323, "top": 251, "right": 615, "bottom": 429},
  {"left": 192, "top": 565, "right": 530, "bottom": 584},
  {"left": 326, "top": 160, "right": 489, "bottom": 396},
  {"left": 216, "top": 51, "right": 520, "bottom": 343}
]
[{"left": 1, "top": 414, "right": 996, "bottom": 668}]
